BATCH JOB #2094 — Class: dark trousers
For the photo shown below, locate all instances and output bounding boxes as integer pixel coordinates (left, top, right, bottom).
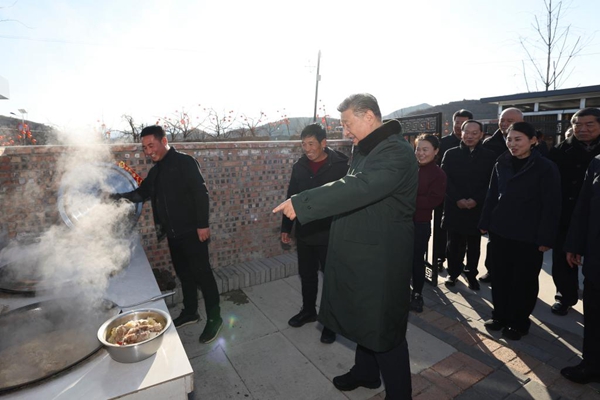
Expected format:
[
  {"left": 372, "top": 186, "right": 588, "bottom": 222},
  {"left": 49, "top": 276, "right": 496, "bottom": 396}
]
[
  {"left": 583, "top": 279, "right": 600, "bottom": 366},
  {"left": 350, "top": 340, "right": 412, "bottom": 400},
  {"left": 432, "top": 204, "right": 447, "bottom": 263},
  {"left": 552, "top": 230, "right": 580, "bottom": 306},
  {"left": 446, "top": 231, "right": 481, "bottom": 279},
  {"left": 412, "top": 221, "right": 431, "bottom": 294},
  {"left": 489, "top": 233, "right": 543, "bottom": 332},
  {"left": 297, "top": 240, "right": 327, "bottom": 312},
  {"left": 168, "top": 232, "right": 220, "bottom": 320},
  {"left": 484, "top": 238, "right": 492, "bottom": 276}
]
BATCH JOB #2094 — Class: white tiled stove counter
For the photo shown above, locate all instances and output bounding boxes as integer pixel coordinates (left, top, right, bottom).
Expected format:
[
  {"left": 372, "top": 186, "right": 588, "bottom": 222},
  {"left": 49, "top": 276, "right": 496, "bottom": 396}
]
[{"left": 1, "top": 240, "right": 193, "bottom": 400}]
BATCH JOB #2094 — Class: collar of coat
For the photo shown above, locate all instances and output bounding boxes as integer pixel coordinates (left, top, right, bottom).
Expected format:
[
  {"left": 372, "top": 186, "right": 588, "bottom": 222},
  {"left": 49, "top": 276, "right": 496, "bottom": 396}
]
[
  {"left": 298, "top": 147, "right": 349, "bottom": 166},
  {"left": 487, "top": 129, "right": 506, "bottom": 143},
  {"left": 459, "top": 140, "right": 483, "bottom": 153},
  {"left": 357, "top": 119, "right": 402, "bottom": 155},
  {"left": 563, "top": 134, "right": 600, "bottom": 152},
  {"left": 497, "top": 146, "right": 542, "bottom": 171},
  {"left": 158, "top": 146, "right": 177, "bottom": 165}
]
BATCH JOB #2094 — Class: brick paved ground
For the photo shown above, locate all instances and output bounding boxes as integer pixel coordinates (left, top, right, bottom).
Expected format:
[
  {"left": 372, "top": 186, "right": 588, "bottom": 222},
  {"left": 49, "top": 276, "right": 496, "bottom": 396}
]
[{"left": 366, "top": 281, "right": 600, "bottom": 400}]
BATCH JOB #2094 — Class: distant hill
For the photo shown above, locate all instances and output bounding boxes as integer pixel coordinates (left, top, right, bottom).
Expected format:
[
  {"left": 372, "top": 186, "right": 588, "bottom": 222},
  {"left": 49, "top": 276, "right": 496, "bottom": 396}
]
[
  {"left": 384, "top": 103, "right": 433, "bottom": 119},
  {"left": 405, "top": 100, "right": 498, "bottom": 134},
  {"left": 251, "top": 116, "right": 342, "bottom": 139},
  {"left": 0, "top": 115, "right": 57, "bottom": 145}
]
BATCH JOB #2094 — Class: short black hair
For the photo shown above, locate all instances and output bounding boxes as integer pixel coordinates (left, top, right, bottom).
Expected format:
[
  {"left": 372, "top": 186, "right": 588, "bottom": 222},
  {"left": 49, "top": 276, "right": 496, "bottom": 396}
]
[
  {"left": 415, "top": 133, "right": 440, "bottom": 150},
  {"left": 508, "top": 121, "right": 537, "bottom": 139},
  {"left": 453, "top": 109, "right": 474, "bottom": 121},
  {"left": 301, "top": 123, "right": 327, "bottom": 142},
  {"left": 572, "top": 108, "right": 600, "bottom": 124},
  {"left": 461, "top": 119, "right": 483, "bottom": 132},
  {"left": 337, "top": 93, "right": 382, "bottom": 121},
  {"left": 140, "top": 125, "right": 166, "bottom": 140}
]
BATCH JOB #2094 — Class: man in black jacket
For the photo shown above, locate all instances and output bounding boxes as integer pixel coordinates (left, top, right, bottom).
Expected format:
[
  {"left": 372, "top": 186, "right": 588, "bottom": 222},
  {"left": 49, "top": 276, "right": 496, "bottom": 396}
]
[
  {"left": 562, "top": 154, "right": 600, "bottom": 384},
  {"left": 482, "top": 108, "right": 523, "bottom": 159},
  {"left": 549, "top": 108, "right": 600, "bottom": 316},
  {"left": 433, "top": 109, "right": 473, "bottom": 272},
  {"left": 115, "top": 125, "right": 222, "bottom": 344},
  {"left": 441, "top": 120, "right": 496, "bottom": 290},
  {"left": 281, "top": 123, "right": 349, "bottom": 344}
]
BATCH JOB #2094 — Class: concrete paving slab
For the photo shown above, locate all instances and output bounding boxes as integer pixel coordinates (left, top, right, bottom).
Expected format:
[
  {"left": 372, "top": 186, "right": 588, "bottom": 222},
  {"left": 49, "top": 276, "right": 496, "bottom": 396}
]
[
  {"left": 189, "top": 345, "right": 252, "bottom": 400},
  {"left": 407, "top": 324, "right": 457, "bottom": 374},
  {"left": 471, "top": 369, "right": 529, "bottom": 399},
  {"left": 225, "top": 332, "right": 348, "bottom": 400},
  {"left": 242, "top": 279, "right": 302, "bottom": 330},
  {"left": 504, "top": 379, "right": 560, "bottom": 400},
  {"left": 281, "top": 325, "right": 385, "bottom": 400},
  {"left": 283, "top": 274, "right": 302, "bottom": 294},
  {"left": 176, "top": 293, "right": 278, "bottom": 358}
]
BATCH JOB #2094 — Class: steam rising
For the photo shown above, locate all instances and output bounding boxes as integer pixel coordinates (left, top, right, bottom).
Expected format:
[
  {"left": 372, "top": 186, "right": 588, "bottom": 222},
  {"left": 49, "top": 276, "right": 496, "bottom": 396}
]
[{"left": 0, "top": 133, "right": 139, "bottom": 301}]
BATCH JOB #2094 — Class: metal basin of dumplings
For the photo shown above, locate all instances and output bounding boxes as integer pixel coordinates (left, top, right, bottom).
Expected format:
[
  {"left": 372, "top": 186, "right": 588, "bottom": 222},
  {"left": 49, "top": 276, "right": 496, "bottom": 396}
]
[{"left": 97, "top": 308, "right": 172, "bottom": 363}]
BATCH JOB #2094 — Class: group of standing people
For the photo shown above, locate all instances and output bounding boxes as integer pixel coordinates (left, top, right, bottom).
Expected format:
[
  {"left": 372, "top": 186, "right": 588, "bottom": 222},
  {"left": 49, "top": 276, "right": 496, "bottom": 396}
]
[
  {"left": 112, "top": 95, "right": 600, "bottom": 400},
  {"left": 410, "top": 106, "right": 600, "bottom": 384},
  {"left": 275, "top": 101, "right": 600, "bottom": 396}
]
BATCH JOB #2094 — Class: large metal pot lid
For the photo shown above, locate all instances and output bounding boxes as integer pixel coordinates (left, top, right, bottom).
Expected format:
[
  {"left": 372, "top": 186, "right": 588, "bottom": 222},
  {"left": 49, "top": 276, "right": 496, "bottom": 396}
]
[{"left": 57, "top": 162, "right": 142, "bottom": 229}]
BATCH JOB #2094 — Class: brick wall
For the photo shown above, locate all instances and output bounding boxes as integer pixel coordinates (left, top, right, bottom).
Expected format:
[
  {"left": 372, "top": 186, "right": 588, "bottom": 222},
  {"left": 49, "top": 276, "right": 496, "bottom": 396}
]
[{"left": 0, "top": 141, "right": 351, "bottom": 288}]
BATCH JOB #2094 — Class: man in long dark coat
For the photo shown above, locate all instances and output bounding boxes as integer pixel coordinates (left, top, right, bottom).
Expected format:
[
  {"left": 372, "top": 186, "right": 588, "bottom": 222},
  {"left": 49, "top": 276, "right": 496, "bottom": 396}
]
[
  {"left": 549, "top": 107, "right": 600, "bottom": 316},
  {"left": 433, "top": 109, "right": 473, "bottom": 272},
  {"left": 274, "top": 93, "right": 418, "bottom": 400},
  {"left": 562, "top": 154, "right": 600, "bottom": 384},
  {"left": 441, "top": 120, "right": 496, "bottom": 290}
]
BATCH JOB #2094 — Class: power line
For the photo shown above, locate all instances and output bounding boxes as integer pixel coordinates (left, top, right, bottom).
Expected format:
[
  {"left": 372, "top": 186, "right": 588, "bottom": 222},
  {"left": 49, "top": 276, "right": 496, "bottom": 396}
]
[{"left": 0, "top": 34, "right": 201, "bottom": 53}]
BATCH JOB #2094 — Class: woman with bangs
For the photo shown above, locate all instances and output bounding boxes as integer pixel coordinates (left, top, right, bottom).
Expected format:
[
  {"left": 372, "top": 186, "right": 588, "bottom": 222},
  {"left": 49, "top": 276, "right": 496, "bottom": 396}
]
[
  {"left": 479, "top": 121, "right": 561, "bottom": 340},
  {"left": 410, "top": 134, "right": 447, "bottom": 312}
]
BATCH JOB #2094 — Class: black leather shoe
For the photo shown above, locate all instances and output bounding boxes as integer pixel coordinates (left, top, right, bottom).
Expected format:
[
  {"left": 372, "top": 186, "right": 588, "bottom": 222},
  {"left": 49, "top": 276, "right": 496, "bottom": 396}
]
[
  {"left": 551, "top": 301, "right": 569, "bottom": 316},
  {"left": 478, "top": 272, "right": 492, "bottom": 283},
  {"left": 173, "top": 312, "right": 200, "bottom": 328},
  {"left": 561, "top": 361, "right": 600, "bottom": 384},
  {"left": 332, "top": 372, "right": 381, "bottom": 391},
  {"left": 502, "top": 326, "right": 527, "bottom": 341},
  {"left": 409, "top": 293, "right": 424, "bottom": 313},
  {"left": 467, "top": 276, "right": 480, "bottom": 290},
  {"left": 444, "top": 276, "right": 458, "bottom": 287},
  {"left": 436, "top": 259, "right": 445, "bottom": 272},
  {"left": 199, "top": 317, "right": 223, "bottom": 344},
  {"left": 484, "top": 319, "right": 504, "bottom": 331},
  {"left": 320, "top": 327, "right": 336, "bottom": 344},
  {"left": 288, "top": 309, "right": 317, "bottom": 327}
]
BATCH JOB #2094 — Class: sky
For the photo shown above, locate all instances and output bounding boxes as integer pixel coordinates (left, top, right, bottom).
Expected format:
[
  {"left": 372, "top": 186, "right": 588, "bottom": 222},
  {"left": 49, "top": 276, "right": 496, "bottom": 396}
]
[{"left": 1, "top": 0, "right": 599, "bottom": 135}]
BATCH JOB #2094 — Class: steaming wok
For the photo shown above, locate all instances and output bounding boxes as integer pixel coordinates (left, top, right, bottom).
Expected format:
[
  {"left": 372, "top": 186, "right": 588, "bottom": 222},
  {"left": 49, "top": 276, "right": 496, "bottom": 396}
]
[
  {"left": 0, "top": 292, "right": 174, "bottom": 392},
  {"left": 0, "top": 248, "right": 132, "bottom": 294},
  {"left": 0, "top": 297, "right": 119, "bottom": 393},
  {"left": 0, "top": 256, "right": 76, "bottom": 294}
]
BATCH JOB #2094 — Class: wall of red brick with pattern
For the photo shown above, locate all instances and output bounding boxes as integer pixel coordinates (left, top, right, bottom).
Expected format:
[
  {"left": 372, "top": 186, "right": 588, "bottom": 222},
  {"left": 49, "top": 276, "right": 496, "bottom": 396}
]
[{"left": 0, "top": 141, "right": 351, "bottom": 287}]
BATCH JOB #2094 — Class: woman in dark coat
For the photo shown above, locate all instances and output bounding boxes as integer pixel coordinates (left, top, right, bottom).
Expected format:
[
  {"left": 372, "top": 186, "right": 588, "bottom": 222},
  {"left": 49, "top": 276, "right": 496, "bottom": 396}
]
[
  {"left": 411, "top": 134, "right": 446, "bottom": 312},
  {"left": 479, "top": 122, "right": 561, "bottom": 340}
]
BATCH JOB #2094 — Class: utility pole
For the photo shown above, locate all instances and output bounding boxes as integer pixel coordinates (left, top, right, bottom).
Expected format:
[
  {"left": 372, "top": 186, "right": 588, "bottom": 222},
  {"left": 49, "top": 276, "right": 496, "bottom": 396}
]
[{"left": 312, "top": 50, "right": 321, "bottom": 122}]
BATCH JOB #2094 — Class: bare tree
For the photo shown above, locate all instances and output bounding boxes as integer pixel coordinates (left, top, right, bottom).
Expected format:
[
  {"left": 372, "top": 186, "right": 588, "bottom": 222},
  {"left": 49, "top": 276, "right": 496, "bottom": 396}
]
[
  {"left": 238, "top": 111, "right": 267, "bottom": 138},
  {"left": 261, "top": 118, "right": 282, "bottom": 138},
  {"left": 202, "top": 108, "right": 237, "bottom": 139},
  {"left": 121, "top": 114, "right": 144, "bottom": 143},
  {"left": 158, "top": 107, "right": 206, "bottom": 142},
  {"left": 0, "top": 0, "right": 32, "bottom": 28},
  {"left": 519, "top": 0, "right": 590, "bottom": 91}
]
